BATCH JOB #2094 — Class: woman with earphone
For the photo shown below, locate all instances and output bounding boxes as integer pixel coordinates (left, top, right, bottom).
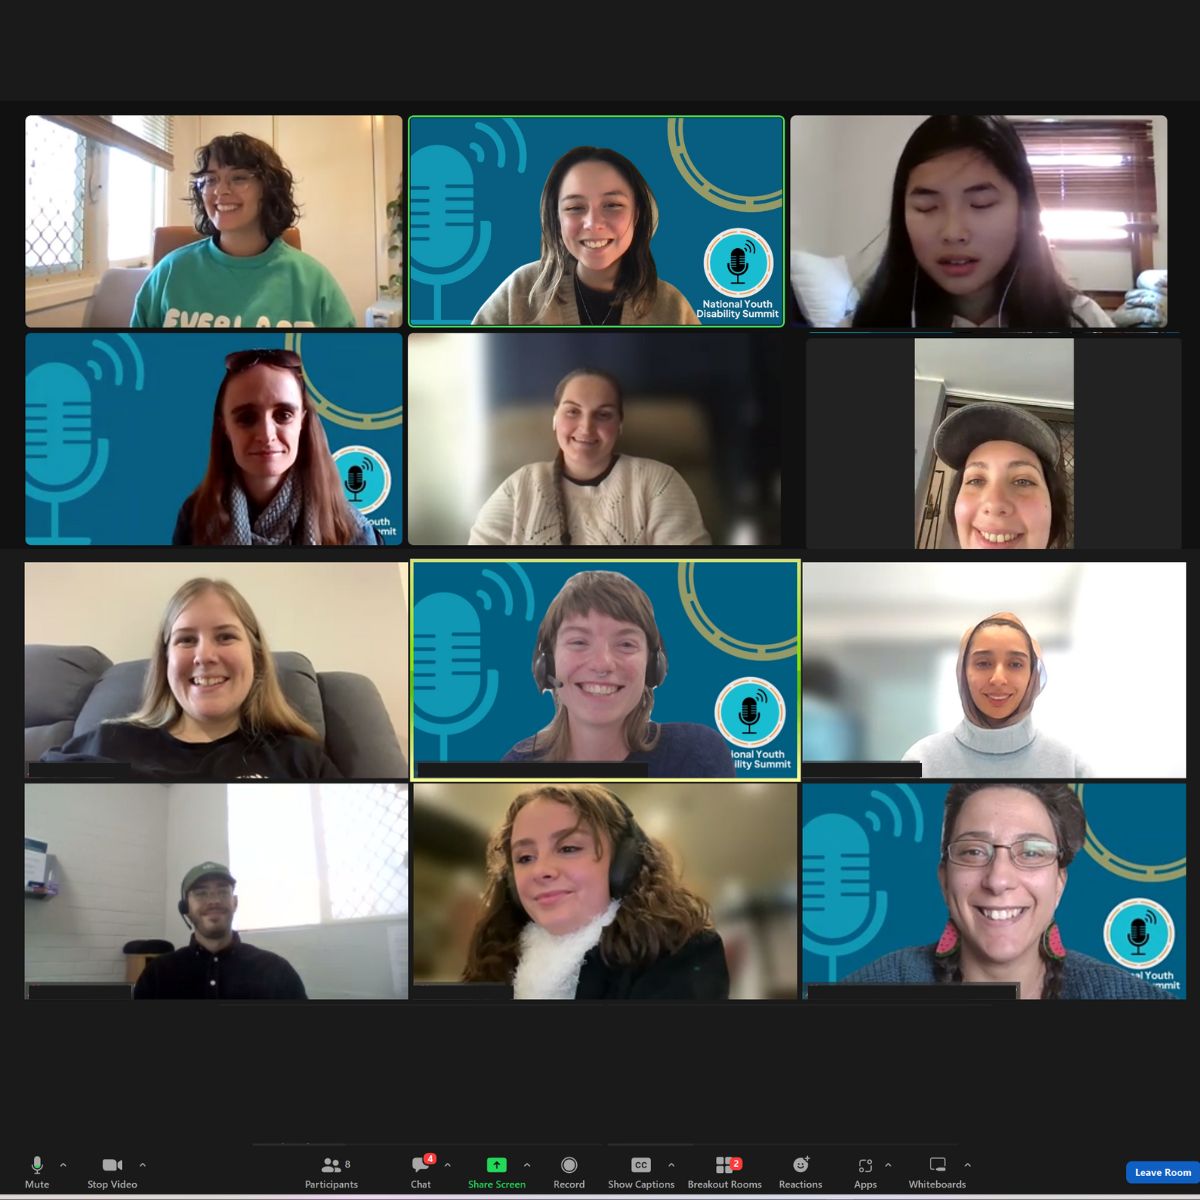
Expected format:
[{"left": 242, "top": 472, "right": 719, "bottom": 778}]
[
  {"left": 501, "top": 571, "right": 736, "bottom": 776},
  {"left": 902, "top": 612, "right": 1090, "bottom": 777},
  {"left": 472, "top": 145, "right": 699, "bottom": 326},
  {"left": 850, "top": 116, "right": 1113, "bottom": 330},
  {"left": 462, "top": 784, "right": 729, "bottom": 999},
  {"left": 467, "top": 367, "right": 711, "bottom": 546}
]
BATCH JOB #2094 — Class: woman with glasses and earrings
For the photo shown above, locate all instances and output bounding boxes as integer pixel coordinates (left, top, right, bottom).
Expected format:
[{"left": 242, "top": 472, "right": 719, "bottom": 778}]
[
  {"left": 840, "top": 783, "right": 1168, "bottom": 999},
  {"left": 172, "top": 349, "right": 381, "bottom": 545},
  {"left": 132, "top": 133, "right": 356, "bottom": 329},
  {"left": 902, "top": 611, "right": 1089, "bottom": 777}
]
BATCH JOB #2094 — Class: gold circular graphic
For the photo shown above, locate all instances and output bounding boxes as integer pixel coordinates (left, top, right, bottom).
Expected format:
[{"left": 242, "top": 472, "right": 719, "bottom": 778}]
[
  {"left": 667, "top": 118, "right": 783, "bottom": 213},
  {"left": 1076, "top": 783, "right": 1186, "bottom": 883},
  {"left": 676, "top": 562, "right": 796, "bottom": 662},
  {"left": 284, "top": 332, "right": 404, "bottom": 431}
]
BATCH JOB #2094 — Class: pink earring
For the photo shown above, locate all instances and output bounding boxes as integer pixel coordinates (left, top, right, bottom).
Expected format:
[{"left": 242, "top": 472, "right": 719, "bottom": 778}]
[
  {"left": 935, "top": 919, "right": 960, "bottom": 957},
  {"left": 1041, "top": 921, "right": 1066, "bottom": 961}
]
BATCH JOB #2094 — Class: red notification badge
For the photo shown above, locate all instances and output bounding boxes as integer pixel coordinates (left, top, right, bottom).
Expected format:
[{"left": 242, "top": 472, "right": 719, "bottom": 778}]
[
  {"left": 729, "top": 1158, "right": 743, "bottom": 1172},
  {"left": 423, "top": 1153, "right": 438, "bottom": 1166}
]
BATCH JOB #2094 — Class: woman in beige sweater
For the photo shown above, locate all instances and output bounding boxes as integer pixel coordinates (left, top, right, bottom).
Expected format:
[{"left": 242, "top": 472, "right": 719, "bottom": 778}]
[
  {"left": 468, "top": 368, "right": 710, "bottom": 546},
  {"left": 472, "top": 146, "right": 699, "bottom": 327}
]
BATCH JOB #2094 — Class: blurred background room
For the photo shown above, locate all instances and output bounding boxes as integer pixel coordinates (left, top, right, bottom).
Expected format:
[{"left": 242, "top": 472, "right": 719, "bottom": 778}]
[
  {"left": 407, "top": 331, "right": 786, "bottom": 546},
  {"left": 412, "top": 782, "right": 797, "bottom": 999}
]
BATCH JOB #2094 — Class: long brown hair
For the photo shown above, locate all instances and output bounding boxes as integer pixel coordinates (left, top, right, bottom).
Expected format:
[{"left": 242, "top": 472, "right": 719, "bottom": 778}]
[
  {"left": 186, "top": 351, "right": 363, "bottom": 545},
  {"left": 934, "top": 782, "right": 1085, "bottom": 999},
  {"left": 122, "top": 577, "right": 320, "bottom": 742},
  {"left": 528, "top": 571, "right": 664, "bottom": 761},
  {"left": 527, "top": 146, "right": 661, "bottom": 321},
  {"left": 463, "top": 785, "right": 713, "bottom": 982}
]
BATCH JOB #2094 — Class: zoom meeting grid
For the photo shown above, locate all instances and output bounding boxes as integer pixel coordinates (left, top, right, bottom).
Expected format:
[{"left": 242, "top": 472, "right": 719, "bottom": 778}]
[{"left": 15, "top": 97, "right": 1193, "bottom": 1200}]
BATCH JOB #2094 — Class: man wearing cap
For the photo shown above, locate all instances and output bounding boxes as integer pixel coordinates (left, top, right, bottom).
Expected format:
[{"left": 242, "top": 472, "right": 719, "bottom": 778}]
[{"left": 133, "top": 862, "right": 308, "bottom": 999}]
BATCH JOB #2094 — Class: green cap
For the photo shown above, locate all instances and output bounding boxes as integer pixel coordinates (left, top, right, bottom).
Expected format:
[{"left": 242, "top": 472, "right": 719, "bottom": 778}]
[{"left": 180, "top": 861, "right": 236, "bottom": 900}]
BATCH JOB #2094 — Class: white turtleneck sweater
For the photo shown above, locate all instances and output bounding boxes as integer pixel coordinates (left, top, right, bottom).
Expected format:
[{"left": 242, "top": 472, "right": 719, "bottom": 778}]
[{"left": 902, "top": 714, "right": 1091, "bottom": 778}]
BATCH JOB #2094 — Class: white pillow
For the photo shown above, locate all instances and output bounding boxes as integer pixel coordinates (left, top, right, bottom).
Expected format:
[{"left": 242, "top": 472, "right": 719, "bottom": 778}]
[{"left": 790, "top": 250, "right": 858, "bottom": 326}]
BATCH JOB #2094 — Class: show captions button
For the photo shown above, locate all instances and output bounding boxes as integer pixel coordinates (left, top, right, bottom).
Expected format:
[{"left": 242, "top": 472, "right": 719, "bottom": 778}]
[{"left": 1126, "top": 1161, "right": 1200, "bottom": 1185}]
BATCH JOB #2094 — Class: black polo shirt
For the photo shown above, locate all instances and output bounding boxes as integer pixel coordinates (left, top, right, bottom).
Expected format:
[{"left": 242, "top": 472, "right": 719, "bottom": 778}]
[{"left": 133, "top": 933, "right": 308, "bottom": 999}]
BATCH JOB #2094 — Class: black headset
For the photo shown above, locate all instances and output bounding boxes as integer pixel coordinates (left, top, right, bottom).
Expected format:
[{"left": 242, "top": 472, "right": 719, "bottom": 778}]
[
  {"left": 505, "top": 789, "right": 649, "bottom": 909},
  {"left": 533, "top": 639, "right": 667, "bottom": 693}
]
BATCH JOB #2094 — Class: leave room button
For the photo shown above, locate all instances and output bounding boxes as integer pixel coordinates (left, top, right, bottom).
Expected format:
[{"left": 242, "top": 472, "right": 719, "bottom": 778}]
[{"left": 1126, "top": 1162, "right": 1199, "bottom": 1185}]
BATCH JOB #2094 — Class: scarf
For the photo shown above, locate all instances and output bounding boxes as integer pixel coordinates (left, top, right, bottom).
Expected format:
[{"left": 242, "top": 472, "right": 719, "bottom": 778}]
[
  {"left": 223, "top": 473, "right": 319, "bottom": 546},
  {"left": 512, "top": 899, "right": 621, "bottom": 999},
  {"left": 957, "top": 611, "right": 1045, "bottom": 730}
]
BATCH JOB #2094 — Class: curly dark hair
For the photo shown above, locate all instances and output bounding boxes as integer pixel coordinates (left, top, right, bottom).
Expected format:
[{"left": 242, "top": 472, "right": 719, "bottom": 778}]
[
  {"left": 188, "top": 133, "right": 300, "bottom": 243},
  {"left": 462, "top": 785, "right": 713, "bottom": 983},
  {"left": 934, "top": 781, "right": 1085, "bottom": 999}
]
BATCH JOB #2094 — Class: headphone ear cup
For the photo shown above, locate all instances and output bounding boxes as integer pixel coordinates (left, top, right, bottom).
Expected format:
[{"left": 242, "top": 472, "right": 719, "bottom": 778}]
[
  {"left": 177, "top": 899, "right": 187, "bottom": 917},
  {"left": 533, "top": 648, "right": 551, "bottom": 692},
  {"left": 646, "top": 647, "right": 667, "bottom": 689},
  {"left": 608, "top": 831, "right": 645, "bottom": 899}
]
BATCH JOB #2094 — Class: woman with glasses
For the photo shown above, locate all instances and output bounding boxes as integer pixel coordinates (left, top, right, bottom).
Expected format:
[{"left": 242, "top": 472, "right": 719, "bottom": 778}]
[
  {"left": 902, "top": 611, "right": 1089, "bottom": 777},
  {"left": 132, "top": 133, "right": 356, "bottom": 329},
  {"left": 172, "top": 348, "right": 380, "bottom": 546},
  {"left": 840, "top": 783, "right": 1167, "bottom": 999}
]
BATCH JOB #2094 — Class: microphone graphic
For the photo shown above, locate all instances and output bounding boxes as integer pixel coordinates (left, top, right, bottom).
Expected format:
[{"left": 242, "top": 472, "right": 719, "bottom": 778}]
[
  {"left": 1128, "top": 917, "right": 1150, "bottom": 956},
  {"left": 728, "top": 247, "right": 749, "bottom": 285},
  {"left": 413, "top": 592, "right": 501, "bottom": 761},
  {"left": 346, "top": 464, "right": 366, "bottom": 502},
  {"left": 25, "top": 362, "right": 110, "bottom": 545},
  {"left": 32, "top": 1157, "right": 43, "bottom": 1175},
  {"left": 802, "top": 813, "right": 889, "bottom": 982},
  {"left": 739, "top": 697, "right": 762, "bottom": 735},
  {"left": 410, "top": 144, "right": 494, "bottom": 323}
]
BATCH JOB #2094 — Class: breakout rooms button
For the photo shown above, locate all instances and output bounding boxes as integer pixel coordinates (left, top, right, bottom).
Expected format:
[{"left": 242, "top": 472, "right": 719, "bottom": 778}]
[{"left": 1126, "top": 1162, "right": 1200, "bottom": 1185}]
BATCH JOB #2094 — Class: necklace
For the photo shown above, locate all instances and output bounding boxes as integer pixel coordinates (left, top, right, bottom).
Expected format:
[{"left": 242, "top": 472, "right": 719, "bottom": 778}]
[{"left": 574, "top": 273, "right": 618, "bottom": 326}]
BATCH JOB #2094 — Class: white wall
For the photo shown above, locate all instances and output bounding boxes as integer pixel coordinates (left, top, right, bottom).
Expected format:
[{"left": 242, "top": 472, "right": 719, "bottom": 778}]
[
  {"left": 24, "top": 784, "right": 169, "bottom": 983},
  {"left": 24, "top": 562, "right": 409, "bottom": 758},
  {"left": 791, "top": 114, "right": 1168, "bottom": 291},
  {"left": 249, "top": 919, "right": 407, "bottom": 999},
  {"left": 914, "top": 339, "right": 1074, "bottom": 406},
  {"left": 163, "top": 783, "right": 230, "bottom": 937}
]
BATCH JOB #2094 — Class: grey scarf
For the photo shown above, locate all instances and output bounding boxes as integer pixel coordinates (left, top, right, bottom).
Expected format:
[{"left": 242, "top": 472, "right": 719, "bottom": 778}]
[{"left": 223, "top": 473, "right": 319, "bottom": 546}]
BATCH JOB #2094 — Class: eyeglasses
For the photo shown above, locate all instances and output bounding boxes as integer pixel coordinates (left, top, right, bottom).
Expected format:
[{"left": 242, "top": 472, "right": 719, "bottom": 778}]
[
  {"left": 946, "top": 838, "right": 1060, "bottom": 870},
  {"left": 224, "top": 349, "right": 303, "bottom": 374},
  {"left": 193, "top": 171, "right": 259, "bottom": 194},
  {"left": 190, "top": 885, "right": 234, "bottom": 902}
]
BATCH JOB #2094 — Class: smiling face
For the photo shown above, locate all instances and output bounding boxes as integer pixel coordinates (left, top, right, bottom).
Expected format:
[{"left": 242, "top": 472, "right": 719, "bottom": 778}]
[
  {"left": 954, "top": 439, "right": 1053, "bottom": 550},
  {"left": 510, "top": 796, "right": 612, "bottom": 935},
  {"left": 964, "top": 624, "right": 1032, "bottom": 722},
  {"left": 557, "top": 160, "right": 637, "bottom": 288},
  {"left": 186, "top": 878, "right": 238, "bottom": 943},
  {"left": 198, "top": 163, "right": 265, "bottom": 241},
  {"left": 939, "top": 787, "right": 1066, "bottom": 987},
  {"left": 222, "top": 364, "right": 306, "bottom": 503},
  {"left": 166, "top": 589, "right": 256, "bottom": 739},
  {"left": 905, "top": 149, "right": 1021, "bottom": 316},
  {"left": 553, "top": 609, "right": 649, "bottom": 740},
  {"left": 553, "top": 374, "right": 621, "bottom": 480}
]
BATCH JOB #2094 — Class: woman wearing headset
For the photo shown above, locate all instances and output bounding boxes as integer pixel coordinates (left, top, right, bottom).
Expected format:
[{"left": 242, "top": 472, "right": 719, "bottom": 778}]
[
  {"left": 501, "top": 571, "right": 736, "bottom": 777},
  {"left": 463, "top": 784, "right": 729, "bottom": 998}
]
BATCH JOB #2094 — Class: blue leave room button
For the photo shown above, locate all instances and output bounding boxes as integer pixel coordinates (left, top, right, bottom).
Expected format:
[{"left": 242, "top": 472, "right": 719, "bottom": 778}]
[{"left": 1126, "top": 1162, "right": 1200, "bottom": 1185}]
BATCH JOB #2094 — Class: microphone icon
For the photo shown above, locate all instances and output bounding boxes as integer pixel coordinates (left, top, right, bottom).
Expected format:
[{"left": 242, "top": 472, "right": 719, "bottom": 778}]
[
  {"left": 26, "top": 362, "right": 110, "bottom": 544},
  {"left": 32, "top": 1157, "right": 43, "bottom": 1175},
  {"left": 1127, "top": 917, "right": 1150, "bottom": 956},
  {"left": 739, "top": 696, "right": 762, "bottom": 735},
  {"left": 413, "top": 592, "right": 501, "bottom": 761},
  {"left": 410, "top": 144, "right": 494, "bottom": 323},
  {"left": 803, "top": 813, "right": 889, "bottom": 982},
  {"left": 728, "top": 247, "right": 749, "bottom": 286},
  {"left": 346, "top": 464, "right": 366, "bottom": 502}
]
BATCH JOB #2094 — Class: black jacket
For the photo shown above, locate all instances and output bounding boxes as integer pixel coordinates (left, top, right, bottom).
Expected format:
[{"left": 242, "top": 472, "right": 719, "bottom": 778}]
[
  {"left": 133, "top": 934, "right": 308, "bottom": 999},
  {"left": 39, "top": 722, "right": 341, "bottom": 781},
  {"left": 573, "top": 930, "right": 729, "bottom": 999}
]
